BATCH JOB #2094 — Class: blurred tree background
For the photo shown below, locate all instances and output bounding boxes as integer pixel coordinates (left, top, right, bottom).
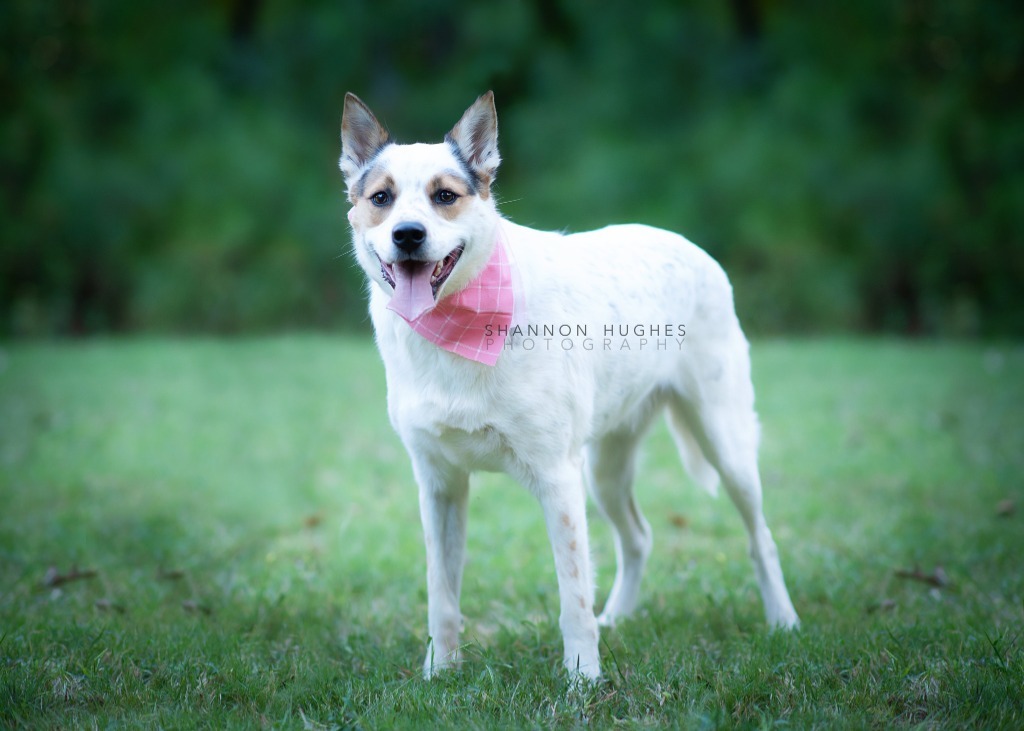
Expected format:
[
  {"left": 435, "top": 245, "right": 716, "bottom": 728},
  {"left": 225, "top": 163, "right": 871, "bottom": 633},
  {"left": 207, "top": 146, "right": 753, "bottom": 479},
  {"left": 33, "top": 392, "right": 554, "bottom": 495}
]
[{"left": 2, "top": 0, "right": 1022, "bottom": 337}]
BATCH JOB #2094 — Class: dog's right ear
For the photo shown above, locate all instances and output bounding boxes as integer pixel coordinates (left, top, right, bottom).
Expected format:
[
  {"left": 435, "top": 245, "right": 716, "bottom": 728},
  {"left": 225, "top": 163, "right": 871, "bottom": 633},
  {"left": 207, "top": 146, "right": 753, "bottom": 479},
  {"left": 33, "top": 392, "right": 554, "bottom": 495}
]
[
  {"left": 340, "top": 93, "right": 390, "bottom": 185},
  {"left": 446, "top": 91, "right": 500, "bottom": 192}
]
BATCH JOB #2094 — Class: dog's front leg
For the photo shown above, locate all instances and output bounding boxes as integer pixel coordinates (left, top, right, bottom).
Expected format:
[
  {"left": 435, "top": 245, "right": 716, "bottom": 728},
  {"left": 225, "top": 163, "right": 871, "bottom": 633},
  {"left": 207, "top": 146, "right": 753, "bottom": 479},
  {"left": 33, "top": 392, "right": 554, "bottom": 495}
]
[
  {"left": 533, "top": 463, "right": 601, "bottom": 681},
  {"left": 414, "top": 458, "right": 470, "bottom": 679}
]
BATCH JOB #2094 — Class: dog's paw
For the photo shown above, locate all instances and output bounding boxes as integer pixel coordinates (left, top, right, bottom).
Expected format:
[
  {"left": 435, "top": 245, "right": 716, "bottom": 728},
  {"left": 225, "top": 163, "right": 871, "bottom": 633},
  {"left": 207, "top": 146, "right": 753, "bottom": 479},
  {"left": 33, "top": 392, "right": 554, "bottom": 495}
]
[
  {"left": 422, "top": 658, "right": 459, "bottom": 680},
  {"left": 422, "top": 641, "right": 462, "bottom": 680},
  {"left": 767, "top": 607, "right": 800, "bottom": 631},
  {"left": 566, "top": 665, "right": 602, "bottom": 687},
  {"left": 563, "top": 651, "right": 602, "bottom": 684}
]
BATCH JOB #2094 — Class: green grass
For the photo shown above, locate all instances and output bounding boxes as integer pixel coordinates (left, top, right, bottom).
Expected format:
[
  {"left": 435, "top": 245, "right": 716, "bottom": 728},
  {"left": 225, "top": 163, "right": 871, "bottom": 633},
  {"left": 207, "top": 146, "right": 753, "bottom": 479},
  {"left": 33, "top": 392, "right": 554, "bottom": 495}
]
[{"left": 1, "top": 336, "right": 1022, "bottom": 728}]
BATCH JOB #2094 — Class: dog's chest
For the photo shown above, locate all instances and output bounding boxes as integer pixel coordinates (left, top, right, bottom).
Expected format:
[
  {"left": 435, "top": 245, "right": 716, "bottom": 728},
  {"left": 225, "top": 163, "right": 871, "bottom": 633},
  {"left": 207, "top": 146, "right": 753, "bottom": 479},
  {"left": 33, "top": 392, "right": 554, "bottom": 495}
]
[
  {"left": 387, "top": 369, "right": 518, "bottom": 473},
  {"left": 376, "top": 317, "right": 522, "bottom": 472}
]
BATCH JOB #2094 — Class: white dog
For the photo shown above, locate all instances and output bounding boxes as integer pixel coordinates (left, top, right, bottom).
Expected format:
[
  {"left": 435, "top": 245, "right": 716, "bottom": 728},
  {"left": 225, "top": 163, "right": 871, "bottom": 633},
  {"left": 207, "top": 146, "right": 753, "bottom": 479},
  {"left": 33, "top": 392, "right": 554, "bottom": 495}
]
[{"left": 340, "top": 91, "right": 799, "bottom": 681}]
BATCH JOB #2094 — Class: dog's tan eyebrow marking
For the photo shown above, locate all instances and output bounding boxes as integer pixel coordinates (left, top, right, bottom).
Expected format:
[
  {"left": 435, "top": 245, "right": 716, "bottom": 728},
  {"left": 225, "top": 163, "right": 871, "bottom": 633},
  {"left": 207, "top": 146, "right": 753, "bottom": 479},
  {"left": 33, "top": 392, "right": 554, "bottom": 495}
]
[
  {"left": 352, "top": 165, "right": 395, "bottom": 202},
  {"left": 428, "top": 172, "right": 474, "bottom": 221},
  {"left": 359, "top": 172, "right": 396, "bottom": 203},
  {"left": 350, "top": 171, "right": 397, "bottom": 228},
  {"left": 429, "top": 171, "right": 473, "bottom": 195}
]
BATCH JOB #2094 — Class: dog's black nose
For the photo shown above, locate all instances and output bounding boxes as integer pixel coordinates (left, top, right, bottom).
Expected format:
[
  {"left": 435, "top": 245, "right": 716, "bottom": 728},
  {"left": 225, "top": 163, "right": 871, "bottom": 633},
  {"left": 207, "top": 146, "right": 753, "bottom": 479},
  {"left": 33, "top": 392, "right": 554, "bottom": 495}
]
[{"left": 392, "top": 222, "right": 427, "bottom": 253}]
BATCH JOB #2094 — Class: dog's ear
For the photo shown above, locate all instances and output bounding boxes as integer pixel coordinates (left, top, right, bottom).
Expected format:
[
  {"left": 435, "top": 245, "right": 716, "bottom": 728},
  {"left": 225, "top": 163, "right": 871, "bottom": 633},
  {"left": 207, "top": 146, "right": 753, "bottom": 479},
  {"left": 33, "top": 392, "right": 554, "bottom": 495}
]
[
  {"left": 340, "top": 93, "right": 390, "bottom": 185},
  {"left": 446, "top": 91, "right": 500, "bottom": 190}
]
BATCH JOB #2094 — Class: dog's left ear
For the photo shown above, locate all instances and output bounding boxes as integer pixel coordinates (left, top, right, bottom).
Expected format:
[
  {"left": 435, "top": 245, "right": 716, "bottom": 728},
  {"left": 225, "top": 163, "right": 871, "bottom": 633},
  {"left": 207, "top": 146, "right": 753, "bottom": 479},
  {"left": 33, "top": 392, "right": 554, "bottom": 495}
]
[{"left": 446, "top": 91, "right": 500, "bottom": 190}]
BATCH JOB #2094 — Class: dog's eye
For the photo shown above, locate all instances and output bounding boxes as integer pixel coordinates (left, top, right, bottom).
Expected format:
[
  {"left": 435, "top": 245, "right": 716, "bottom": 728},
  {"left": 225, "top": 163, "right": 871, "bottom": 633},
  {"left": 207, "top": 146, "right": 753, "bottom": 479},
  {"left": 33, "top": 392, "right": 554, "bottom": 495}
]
[
  {"left": 434, "top": 189, "right": 458, "bottom": 205},
  {"left": 370, "top": 191, "right": 391, "bottom": 207}
]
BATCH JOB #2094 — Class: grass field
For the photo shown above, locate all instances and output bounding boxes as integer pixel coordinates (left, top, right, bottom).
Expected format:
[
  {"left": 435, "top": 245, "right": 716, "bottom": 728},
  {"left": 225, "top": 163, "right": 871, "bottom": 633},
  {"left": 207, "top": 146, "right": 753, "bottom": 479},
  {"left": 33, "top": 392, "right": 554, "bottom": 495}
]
[{"left": 1, "top": 336, "right": 1022, "bottom": 728}]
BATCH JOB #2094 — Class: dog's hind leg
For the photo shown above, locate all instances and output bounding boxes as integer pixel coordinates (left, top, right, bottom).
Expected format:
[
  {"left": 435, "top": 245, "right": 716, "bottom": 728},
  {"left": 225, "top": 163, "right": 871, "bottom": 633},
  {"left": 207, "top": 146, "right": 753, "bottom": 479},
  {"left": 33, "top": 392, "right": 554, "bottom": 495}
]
[
  {"left": 668, "top": 376, "right": 799, "bottom": 630},
  {"left": 584, "top": 430, "right": 652, "bottom": 627},
  {"left": 414, "top": 457, "right": 471, "bottom": 679}
]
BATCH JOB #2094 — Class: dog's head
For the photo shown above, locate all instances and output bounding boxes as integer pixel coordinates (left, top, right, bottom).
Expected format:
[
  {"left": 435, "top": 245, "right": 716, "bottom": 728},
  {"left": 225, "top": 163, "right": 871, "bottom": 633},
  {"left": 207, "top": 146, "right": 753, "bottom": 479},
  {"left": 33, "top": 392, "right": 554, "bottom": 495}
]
[{"left": 340, "top": 92, "right": 501, "bottom": 317}]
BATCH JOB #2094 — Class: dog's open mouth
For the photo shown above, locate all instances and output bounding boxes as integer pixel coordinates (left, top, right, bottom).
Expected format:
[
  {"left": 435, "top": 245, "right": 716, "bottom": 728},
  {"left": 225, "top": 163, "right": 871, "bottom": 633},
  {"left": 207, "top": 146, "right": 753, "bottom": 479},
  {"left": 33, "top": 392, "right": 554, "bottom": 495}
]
[
  {"left": 378, "top": 244, "right": 465, "bottom": 320},
  {"left": 379, "top": 245, "right": 464, "bottom": 298}
]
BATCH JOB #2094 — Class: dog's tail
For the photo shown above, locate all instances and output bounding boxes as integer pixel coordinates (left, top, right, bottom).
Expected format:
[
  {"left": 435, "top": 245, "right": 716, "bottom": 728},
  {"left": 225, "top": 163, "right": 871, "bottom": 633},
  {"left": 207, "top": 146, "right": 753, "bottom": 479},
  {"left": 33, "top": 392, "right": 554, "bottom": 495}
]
[{"left": 665, "top": 407, "right": 720, "bottom": 497}]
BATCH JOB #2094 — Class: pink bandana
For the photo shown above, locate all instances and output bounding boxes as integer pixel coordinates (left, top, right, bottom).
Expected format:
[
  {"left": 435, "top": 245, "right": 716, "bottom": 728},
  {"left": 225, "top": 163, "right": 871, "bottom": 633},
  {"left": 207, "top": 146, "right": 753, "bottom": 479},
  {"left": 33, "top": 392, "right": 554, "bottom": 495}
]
[{"left": 387, "top": 231, "right": 515, "bottom": 366}]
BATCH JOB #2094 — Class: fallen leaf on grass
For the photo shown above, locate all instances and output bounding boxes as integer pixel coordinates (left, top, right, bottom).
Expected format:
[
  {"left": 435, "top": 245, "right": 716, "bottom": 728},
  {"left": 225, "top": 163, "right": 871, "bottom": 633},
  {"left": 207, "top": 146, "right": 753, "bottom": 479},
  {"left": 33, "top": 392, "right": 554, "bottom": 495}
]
[
  {"left": 668, "top": 513, "right": 688, "bottom": 529},
  {"left": 182, "top": 600, "right": 212, "bottom": 615},
  {"left": 996, "top": 499, "right": 1015, "bottom": 517},
  {"left": 42, "top": 565, "right": 98, "bottom": 588},
  {"left": 895, "top": 565, "right": 950, "bottom": 588},
  {"left": 156, "top": 567, "right": 185, "bottom": 581},
  {"left": 303, "top": 514, "right": 323, "bottom": 529}
]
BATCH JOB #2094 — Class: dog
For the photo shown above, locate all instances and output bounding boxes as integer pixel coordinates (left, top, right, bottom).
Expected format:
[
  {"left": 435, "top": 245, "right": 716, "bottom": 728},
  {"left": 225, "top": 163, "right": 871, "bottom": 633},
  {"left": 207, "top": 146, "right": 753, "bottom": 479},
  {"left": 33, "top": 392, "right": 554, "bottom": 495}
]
[{"left": 339, "top": 91, "right": 799, "bottom": 681}]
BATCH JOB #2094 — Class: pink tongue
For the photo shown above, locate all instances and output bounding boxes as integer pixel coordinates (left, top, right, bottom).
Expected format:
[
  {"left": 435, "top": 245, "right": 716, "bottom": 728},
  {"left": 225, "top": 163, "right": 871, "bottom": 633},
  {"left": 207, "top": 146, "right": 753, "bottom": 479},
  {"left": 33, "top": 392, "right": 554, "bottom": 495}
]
[{"left": 387, "top": 261, "right": 436, "bottom": 320}]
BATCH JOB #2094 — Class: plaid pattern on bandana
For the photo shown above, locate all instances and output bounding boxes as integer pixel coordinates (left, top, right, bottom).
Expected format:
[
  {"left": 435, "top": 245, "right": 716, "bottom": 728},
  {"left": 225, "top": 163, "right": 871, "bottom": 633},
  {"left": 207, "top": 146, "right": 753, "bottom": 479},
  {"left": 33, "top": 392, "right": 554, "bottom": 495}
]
[{"left": 390, "top": 230, "right": 515, "bottom": 366}]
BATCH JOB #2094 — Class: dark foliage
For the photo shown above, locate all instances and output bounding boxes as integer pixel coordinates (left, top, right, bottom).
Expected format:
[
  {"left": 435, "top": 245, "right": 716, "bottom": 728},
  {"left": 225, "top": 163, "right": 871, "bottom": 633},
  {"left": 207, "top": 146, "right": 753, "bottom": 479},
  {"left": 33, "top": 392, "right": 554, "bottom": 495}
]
[{"left": 2, "top": 0, "right": 1022, "bottom": 335}]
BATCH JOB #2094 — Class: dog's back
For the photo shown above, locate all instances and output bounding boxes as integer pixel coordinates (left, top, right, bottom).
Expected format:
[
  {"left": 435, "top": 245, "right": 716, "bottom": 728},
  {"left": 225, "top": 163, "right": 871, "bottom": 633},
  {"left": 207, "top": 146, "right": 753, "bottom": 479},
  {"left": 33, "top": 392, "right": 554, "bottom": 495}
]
[{"left": 498, "top": 221, "right": 748, "bottom": 439}]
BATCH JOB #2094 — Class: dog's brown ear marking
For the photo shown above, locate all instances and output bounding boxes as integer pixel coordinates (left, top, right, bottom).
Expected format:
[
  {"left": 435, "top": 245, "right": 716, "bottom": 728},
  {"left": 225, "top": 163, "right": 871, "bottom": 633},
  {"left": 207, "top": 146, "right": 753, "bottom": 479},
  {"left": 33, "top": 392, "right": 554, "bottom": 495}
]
[
  {"left": 446, "top": 90, "right": 500, "bottom": 197},
  {"left": 340, "top": 93, "right": 391, "bottom": 185}
]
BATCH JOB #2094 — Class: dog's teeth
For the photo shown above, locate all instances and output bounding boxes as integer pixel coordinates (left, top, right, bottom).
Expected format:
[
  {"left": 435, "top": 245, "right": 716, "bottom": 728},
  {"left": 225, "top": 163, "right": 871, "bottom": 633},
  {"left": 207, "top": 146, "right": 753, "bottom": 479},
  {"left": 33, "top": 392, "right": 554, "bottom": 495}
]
[{"left": 433, "top": 261, "right": 443, "bottom": 278}]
